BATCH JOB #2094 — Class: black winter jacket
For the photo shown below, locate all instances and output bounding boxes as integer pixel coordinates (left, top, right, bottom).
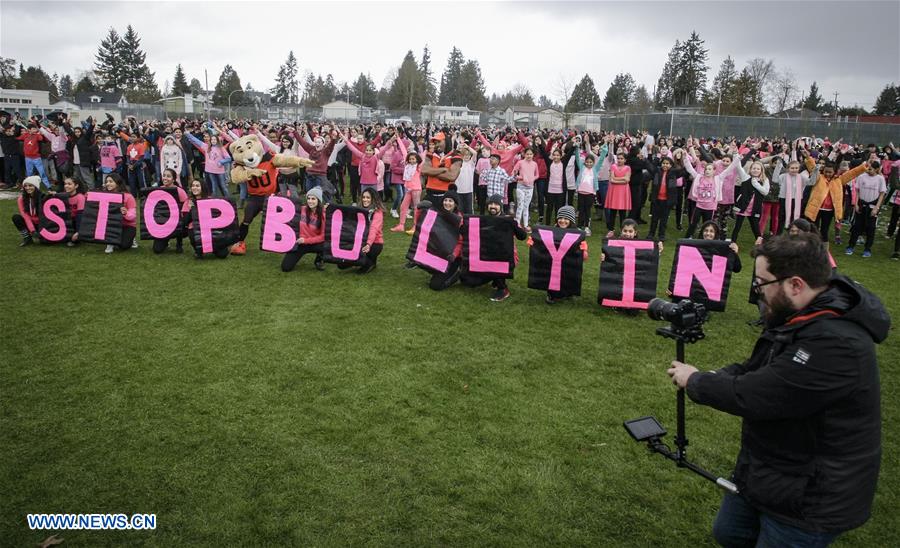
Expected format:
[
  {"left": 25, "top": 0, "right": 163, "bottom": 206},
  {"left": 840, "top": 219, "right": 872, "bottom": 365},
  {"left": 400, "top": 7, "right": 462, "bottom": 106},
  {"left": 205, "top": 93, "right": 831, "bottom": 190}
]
[{"left": 687, "top": 274, "right": 889, "bottom": 533}]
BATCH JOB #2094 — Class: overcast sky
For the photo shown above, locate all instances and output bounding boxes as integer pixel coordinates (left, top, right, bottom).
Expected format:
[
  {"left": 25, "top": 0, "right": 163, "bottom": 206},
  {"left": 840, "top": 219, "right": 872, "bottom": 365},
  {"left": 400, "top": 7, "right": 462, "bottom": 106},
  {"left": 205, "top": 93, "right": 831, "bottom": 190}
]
[{"left": 2, "top": 0, "right": 898, "bottom": 109}]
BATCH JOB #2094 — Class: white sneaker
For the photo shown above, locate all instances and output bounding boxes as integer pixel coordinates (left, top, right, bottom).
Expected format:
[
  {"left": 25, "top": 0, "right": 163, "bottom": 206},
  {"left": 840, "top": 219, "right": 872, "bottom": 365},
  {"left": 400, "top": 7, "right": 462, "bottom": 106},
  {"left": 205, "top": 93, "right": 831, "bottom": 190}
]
[
  {"left": 351, "top": 202, "right": 357, "bottom": 207},
  {"left": 131, "top": 240, "right": 139, "bottom": 249},
  {"left": 391, "top": 209, "right": 399, "bottom": 218},
  {"left": 407, "top": 213, "right": 413, "bottom": 219},
  {"left": 584, "top": 227, "right": 592, "bottom": 236},
  {"left": 105, "top": 245, "right": 115, "bottom": 254}
]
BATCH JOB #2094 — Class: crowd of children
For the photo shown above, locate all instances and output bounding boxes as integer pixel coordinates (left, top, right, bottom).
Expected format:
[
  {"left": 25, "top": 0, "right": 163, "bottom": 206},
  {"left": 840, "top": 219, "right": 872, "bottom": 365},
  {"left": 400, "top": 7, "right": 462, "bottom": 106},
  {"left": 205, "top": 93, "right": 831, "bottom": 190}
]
[{"left": 6, "top": 113, "right": 899, "bottom": 289}]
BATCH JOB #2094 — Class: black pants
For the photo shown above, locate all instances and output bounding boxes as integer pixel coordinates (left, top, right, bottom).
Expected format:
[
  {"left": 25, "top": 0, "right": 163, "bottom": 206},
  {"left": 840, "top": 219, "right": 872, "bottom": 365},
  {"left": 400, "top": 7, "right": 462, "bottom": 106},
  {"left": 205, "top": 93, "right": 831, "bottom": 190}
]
[
  {"left": 428, "top": 258, "right": 461, "bottom": 291},
  {"left": 648, "top": 199, "right": 672, "bottom": 241},
  {"left": 239, "top": 196, "right": 266, "bottom": 241},
  {"left": 281, "top": 243, "right": 324, "bottom": 272},
  {"left": 476, "top": 185, "right": 488, "bottom": 215},
  {"left": 461, "top": 274, "right": 507, "bottom": 290},
  {"left": 535, "top": 178, "right": 548, "bottom": 222},
  {"left": 606, "top": 209, "right": 629, "bottom": 232},
  {"left": 848, "top": 202, "right": 878, "bottom": 251},
  {"left": 349, "top": 167, "right": 361, "bottom": 203},
  {"left": 545, "top": 192, "right": 565, "bottom": 225},
  {"left": 577, "top": 193, "right": 593, "bottom": 229},
  {"left": 4, "top": 155, "right": 24, "bottom": 186},
  {"left": 360, "top": 243, "right": 383, "bottom": 268},
  {"left": 814, "top": 210, "right": 835, "bottom": 243},
  {"left": 117, "top": 226, "right": 137, "bottom": 250},
  {"left": 277, "top": 172, "right": 300, "bottom": 197},
  {"left": 685, "top": 208, "right": 713, "bottom": 239},
  {"left": 152, "top": 235, "right": 184, "bottom": 254},
  {"left": 731, "top": 215, "right": 760, "bottom": 242},
  {"left": 328, "top": 164, "right": 344, "bottom": 201},
  {"left": 887, "top": 204, "right": 899, "bottom": 237},
  {"left": 188, "top": 231, "right": 229, "bottom": 258},
  {"left": 630, "top": 181, "right": 647, "bottom": 220},
  {"left": 424, "top": 189, "right": 445, "bottom": 205},
  {"left": 674, "top": 187, "right": 685, "bottom": 227}
]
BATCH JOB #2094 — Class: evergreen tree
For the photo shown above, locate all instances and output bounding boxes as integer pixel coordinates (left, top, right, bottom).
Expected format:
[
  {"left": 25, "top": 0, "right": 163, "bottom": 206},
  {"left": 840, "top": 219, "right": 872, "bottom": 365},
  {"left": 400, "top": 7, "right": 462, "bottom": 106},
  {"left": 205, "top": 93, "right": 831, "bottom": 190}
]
[
  {"left": 729, "top": 68, "right": 765, "bottom": 116},
  {"left": 324, "top": 74, "right": 337, "bottom": 103},
  {"left": 189, "top": 78, "right": 203, "bottom": 97},
  {"left": 629, "top": 85, "right": 653, "bottom": 113},
  {"left": 566, "top": 74, "right": 601, "bottom": 112},
  {"left": 74, "top": 75, "right": 95, "bottom": 94},
  {"left": 303, "top": 72, "right": 316, "bottom": 105},
  {"left": 58, "top": 74, "right": 74, "bottom": 98},
  {"left": 802, "top": 81, "right": 823, "bottom": 111},
  {"left": 171, "top": 64, "right": 189, "bottom": 96},
  {"left": 16, "top": 65, "right": 55, "bottom": 93},
  {"left": 537, "top": 94, "right": 557, "bottom": 109},
  {"left": 673, "top": 31, "right": 708, "bottom": 106},
  {"left": 420, "top": 45, "right": 437, "bottom": 104},
  {"left": 388, "top": 51, "right": 428, "bottom": 111},
  {"left": 94, "top": 27, "right": 124, "bottom": 91},
  {"left": 459, "top": 60, "right": 487, "bottom": 111},
  {"left": 212, "top": 64, "right": 245, "bottom": 106},
  {"left": 350, "top": 73, "right": 378, "bottom": 108},
  {"left": 603, "top": 73, "right": 636, "bottom": 111},
  {"left": 873, "top": 83, "right": 900, "bottom": 115},
  {"left": 654, "top": 40, "right": 680, "bottom": 109},
  {"left": 119, "top": 25, "right": 148, "bottom": 91},
  {"left": 702, "top": 55, "right": 737, "bottom": 114},
  {"left": 270, "top": 51, "right": 299, "bottom": 104},
  {"left": 438, "top": 47, "right": 466, "bottom": 105}
]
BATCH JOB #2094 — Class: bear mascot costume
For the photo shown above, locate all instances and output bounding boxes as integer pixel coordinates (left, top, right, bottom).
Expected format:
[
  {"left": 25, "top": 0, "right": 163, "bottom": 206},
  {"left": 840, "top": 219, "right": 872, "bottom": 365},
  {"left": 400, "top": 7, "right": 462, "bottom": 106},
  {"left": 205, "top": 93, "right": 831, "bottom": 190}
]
[{"left": 228, "top": 134, "right": 314, "bottom": 255}]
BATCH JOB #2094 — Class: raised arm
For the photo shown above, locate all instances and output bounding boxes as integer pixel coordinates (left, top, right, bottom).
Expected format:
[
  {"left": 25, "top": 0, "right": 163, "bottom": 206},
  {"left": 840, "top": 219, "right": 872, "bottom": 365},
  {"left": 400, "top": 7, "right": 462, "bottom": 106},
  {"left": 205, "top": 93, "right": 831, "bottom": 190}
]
[
  {"left": 251, "top": 129, "right": 279, "bottom": 154},
  {"left": 185, "top": 132, "right": 208, "bottom": 153}
]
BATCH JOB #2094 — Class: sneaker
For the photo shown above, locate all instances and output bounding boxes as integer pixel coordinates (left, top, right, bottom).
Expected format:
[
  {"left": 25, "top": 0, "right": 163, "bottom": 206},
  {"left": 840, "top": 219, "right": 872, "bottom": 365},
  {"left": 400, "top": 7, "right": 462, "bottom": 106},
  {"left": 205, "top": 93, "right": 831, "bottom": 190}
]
[
  {"left": 545, "top": 295, "right": 559, "bottom": 305},
  {"left": 862, "top": 250, "right": 872, "bottom": 258},
  {"left": 584, "top": 227, "right": 592, "bottom": 237},
  {"left": 314, "top": 258, "right": 325, "bottom": 271},
  {"left": 405, "top": 228, "right": 415, "bottom": 236},
  {"left": 407, "top": 213, "right": 413, "bottom": 219},
  {"left": 351, "top": 202, "right": 357, "bottom": 207},
  {"left": 845, "top": 247, "right": 854, "bottom": 255},
  {"left": 490, "top": 288, "right": 511, "bottom": 302},
  {"left": 403, "top": 261, "right": 418, "bottom": 270},
  {"left": 891, "top": 252, "right": 899, "bottom": 260},
  {"left": 131, "top": 240, "right": 139, "bottom": 249},
  {"left": 391, "top": 209, "right": 399, "bottom": 218},
  {"left": 834, "top": 235, "right": 842, "bottom": 245},
  {"left": 230, "top": 241, "right": 247, "bottom": 255},
  {"left": 105, "top": 244, "right": 115, "bottom": 254},
  {"left": 175, "top": 244, "right": 183, "bottom": 254},
  {"left": 66, "top": 241, "right": 75, "bottom": 247},
  {"left": 358, "top": 263, "right": 376, "bottom": 274}
]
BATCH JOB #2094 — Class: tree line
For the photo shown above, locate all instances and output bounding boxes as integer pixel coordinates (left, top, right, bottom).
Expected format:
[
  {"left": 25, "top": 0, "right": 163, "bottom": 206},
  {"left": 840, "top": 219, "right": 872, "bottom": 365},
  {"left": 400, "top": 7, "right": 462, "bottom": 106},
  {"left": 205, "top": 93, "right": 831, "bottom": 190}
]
[{"left": 1, "top": 26, "right": 898, "bottom": 117}]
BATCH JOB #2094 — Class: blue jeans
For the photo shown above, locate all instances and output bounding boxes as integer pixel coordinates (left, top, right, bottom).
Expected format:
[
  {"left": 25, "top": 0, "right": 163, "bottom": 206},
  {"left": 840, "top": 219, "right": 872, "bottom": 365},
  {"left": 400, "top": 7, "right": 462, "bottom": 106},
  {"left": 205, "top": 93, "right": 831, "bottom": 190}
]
[
  {"left": 206, "top": 172, "right": 229, "bottom": 197},
  {"left": 25, "top": 157, "right": 51, "bottom": 189},
  {"left": 306, "top": 173, "right": 326, "bottom": 192},
  {"left": 597, "top": 180, "right": 609, "bottom": 209},
  {"left": 713, "top": 493, "right": 839, "bottom": 548},
  {"left": 392, "top": 183, "right": 405, "bottom": 209}
]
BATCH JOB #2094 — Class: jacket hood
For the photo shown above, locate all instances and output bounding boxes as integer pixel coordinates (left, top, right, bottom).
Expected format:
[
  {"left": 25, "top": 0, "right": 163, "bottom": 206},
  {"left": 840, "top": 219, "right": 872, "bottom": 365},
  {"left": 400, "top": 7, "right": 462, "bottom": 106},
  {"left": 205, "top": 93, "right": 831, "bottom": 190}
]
[{"left": 793, "top": 274, "right": 891, "bottom": 343}]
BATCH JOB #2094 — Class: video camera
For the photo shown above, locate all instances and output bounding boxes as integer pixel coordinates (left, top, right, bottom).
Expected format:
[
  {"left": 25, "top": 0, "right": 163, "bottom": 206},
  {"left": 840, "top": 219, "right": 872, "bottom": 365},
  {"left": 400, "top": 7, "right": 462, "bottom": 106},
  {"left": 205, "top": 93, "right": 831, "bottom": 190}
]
[{"left": 623, "top": 298, "right": 737, "bottom": 495}]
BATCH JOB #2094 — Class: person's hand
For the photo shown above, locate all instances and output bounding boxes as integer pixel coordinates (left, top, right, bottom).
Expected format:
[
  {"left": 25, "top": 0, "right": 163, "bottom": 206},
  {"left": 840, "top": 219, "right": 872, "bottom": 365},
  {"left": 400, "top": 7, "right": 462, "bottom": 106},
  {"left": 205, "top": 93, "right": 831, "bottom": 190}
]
[
  {"left": 667, "top": 360, "right": 698, "bottom": 389},
  {"left": 71, "top": 232, "right": 79, "bottom": 242},
  {"left": 297, "top": 237, "right": 304, "bottom": 244},
  {"left": 600, "top": 252, "right": 606, "bottom": 262},
  {"left": 362, "top": 244, "right": 371, "bottom": 254},
  {"left": 871, "top": 208, "right": 878, "bottom": 218},
  {"left": 657, "top": 241, "right": 664, "bottom": 253},
  {"left": 120, "top": 207, "right": 128, "bottom": 215},
  {"left": 854, "top": 204, "right": 860, "bottom": 214},
  {"left": 730, "top": 242, "right": 739, "bottom": 254}
]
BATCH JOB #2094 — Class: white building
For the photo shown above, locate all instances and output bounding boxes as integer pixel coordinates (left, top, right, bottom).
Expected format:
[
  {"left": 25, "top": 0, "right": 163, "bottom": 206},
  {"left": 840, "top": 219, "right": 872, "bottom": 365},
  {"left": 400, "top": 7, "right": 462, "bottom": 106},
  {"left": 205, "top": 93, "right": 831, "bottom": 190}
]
[
  {"left": 0, "top": 88, "right": 52, "bottom": 116},
  {"left": 421, "top": 105, "right": 481, "bottom": 125},
  {"left": 267, "top": 104, "right": 306, "bottom": 121},
  {"left": 321, "top": 100, "right": 372, "bottom": 122},
  {"left": 504, "top": 106, "right": 564, "bottom": 128}
]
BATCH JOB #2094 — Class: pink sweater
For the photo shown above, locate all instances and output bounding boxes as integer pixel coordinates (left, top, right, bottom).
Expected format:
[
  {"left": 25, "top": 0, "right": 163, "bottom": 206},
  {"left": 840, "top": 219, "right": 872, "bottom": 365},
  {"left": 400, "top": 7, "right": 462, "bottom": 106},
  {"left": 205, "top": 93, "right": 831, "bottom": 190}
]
[
  {"left": 512, "top": 159, "right": 540, "bottom": 188},
  {"left": 367, "top": 209, "right": 383, "bottom": 245}
]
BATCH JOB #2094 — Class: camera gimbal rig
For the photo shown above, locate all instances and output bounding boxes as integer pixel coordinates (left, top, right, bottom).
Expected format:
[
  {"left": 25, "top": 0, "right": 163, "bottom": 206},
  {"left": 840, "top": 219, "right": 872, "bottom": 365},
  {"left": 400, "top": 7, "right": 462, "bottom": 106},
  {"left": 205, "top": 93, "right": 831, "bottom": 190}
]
[{"left": 624, "top": 299, "right": 739, "bottom": 495}]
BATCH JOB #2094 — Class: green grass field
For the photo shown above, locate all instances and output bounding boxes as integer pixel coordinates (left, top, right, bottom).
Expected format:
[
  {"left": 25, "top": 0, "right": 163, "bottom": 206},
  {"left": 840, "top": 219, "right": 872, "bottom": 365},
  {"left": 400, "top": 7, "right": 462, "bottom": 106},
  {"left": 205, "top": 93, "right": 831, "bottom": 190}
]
[{"left": 1, "top": 198, "right": 897, "bottom": 547}]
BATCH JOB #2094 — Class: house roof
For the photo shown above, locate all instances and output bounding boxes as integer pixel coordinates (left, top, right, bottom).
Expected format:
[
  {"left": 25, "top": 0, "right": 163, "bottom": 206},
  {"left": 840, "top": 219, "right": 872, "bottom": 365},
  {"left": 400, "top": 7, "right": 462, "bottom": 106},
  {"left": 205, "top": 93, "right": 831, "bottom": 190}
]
[
  {"left": 772, "top": 107, "right": 822, "bottom": 119},
  {"left": 507, "top": 105, "right": 560, "bottom": 114},
  {"left": 74, "top": 91, "right": 125, "bottom": 104}
]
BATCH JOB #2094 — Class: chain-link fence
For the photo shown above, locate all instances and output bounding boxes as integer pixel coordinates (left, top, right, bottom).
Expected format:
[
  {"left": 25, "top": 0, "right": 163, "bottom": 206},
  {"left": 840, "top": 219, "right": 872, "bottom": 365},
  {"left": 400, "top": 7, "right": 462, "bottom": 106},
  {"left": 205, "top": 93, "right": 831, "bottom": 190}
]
[{"left": 584, "top": 112, "right": 898, "bottom": 144}]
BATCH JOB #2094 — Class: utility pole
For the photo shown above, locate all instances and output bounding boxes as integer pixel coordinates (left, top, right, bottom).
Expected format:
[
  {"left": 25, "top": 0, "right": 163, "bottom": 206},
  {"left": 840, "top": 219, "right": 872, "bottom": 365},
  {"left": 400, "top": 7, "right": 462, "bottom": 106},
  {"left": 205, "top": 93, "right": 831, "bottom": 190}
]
[
  {"left": 204, "top": 69, "right": 209, "bottom": 120},
  {"left": 832, "top": 91, "right": 839, "bottom": 118},
  {"left": 717, "top": 88, "right": 722, "bottom": 117}
]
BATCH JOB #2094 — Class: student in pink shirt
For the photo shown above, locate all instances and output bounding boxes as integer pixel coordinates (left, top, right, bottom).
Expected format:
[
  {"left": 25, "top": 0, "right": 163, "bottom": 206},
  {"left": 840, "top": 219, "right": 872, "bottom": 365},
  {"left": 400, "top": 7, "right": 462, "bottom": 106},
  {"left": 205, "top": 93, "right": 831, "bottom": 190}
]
[
  {"left": 58, "top": 176, "right": 86, "bottom": 246},
  {"left": 94, "top": 172, "right": 138, "bottom": 254},
  {"left": 390, "top": 137, "right": 422, "bottom": 233},
  {"left": 474, "top": 146, "right": 492, "bottom": 214},
  {"left": 681, "top": 147, "right": 740, "bottom": 238},
  {"left": 98, "top": 135, "right": 122, "bottom": 176},
  {"left": 337, "top": 188, "right": 383, "bottom": 274},
  {"left": 511, "top": 148, "right": 540, "bottom": 230},
  {"left": 187, "top": 132, "right": 231, "bottom": 197},
  {"left": 151, "top": 168, "right": 189, "bottom": 254}
]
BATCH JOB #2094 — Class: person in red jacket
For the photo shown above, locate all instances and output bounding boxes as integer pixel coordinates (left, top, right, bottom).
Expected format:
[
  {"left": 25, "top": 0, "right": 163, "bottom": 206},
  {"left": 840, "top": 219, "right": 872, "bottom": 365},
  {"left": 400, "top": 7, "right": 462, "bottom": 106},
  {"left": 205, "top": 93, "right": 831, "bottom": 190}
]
[
  {"left": 18, "top": 124, "right": 51, "bottom": 190},
  {"left": 12, "top": 175, "right": 43, "bottom": 246},
  {"left": 336, "top": 187, "right": 384, "bottom": 274},
  {"left": 281, "top": 187, "right": 326, "bottom": 272}
]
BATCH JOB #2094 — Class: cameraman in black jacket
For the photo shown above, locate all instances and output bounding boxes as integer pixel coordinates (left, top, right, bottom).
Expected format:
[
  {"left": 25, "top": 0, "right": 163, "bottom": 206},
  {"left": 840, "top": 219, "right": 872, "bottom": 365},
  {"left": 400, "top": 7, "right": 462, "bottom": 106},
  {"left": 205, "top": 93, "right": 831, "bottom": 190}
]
[{"left": 668, "top": 232, "right": 889, "bottom": 546}]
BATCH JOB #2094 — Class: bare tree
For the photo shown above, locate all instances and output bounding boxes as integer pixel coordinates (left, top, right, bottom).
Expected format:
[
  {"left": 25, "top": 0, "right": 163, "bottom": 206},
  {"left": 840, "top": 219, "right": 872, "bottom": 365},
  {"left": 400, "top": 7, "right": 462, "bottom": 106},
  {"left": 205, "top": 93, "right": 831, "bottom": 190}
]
[
  {"left": 554, "top": 74, "right": 576, "bottom": 126},
  {"left": 746, "top": 58, "right": 775, "bottom": 85},
  {"left": 767, "top": 68, "right": 799, "bottom": 113}
]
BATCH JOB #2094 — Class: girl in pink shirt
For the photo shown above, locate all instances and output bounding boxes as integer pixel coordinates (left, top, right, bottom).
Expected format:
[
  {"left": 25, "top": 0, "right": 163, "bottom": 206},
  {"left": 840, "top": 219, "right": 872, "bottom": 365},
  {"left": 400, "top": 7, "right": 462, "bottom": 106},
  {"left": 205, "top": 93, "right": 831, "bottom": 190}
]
[
  {"left": 151, "top": 168, "right": 189, "bottom": 254},
  {"left": 682, "top": 149, "right": 740, "bottom": 238},
  {"left": 605, "top": 152, "right": 632, "bottom": 235},
  {"left": 338, "top": 188, "right": 383, "bottom": 274},
  {"left": 61, "top": 177, "right": 86, "bottom": 246},
  {"left": 100, "top": 172, "right": 138, "bottom": 253},
  {"left": 511, "top": 148, "right": 540, "bottom": 230},
  {"left": 391, "top": 138, "right": 422, "bottom": 233}
]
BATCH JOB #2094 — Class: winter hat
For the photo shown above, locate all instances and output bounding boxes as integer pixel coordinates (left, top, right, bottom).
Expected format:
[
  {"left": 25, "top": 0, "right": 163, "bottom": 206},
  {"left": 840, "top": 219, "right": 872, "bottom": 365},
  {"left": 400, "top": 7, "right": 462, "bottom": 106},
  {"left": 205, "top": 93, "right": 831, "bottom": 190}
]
[
  {"left": 22, "top": 176, "right": 42, "bottom": 190},
  {"left": 416, "top": 200, "right": 433, "bottom": 210},
  {"left": 556, "top": 205, "right": 576, "bottom": 224},
  {"left": 487, "top": 194, "right": 504, "bottom": 207},
  {"left": 306, "top": 187, "right": 323, "bottom": 203},
  {"left": 443, "top": 184, "right": 460, "bottom": 206}
]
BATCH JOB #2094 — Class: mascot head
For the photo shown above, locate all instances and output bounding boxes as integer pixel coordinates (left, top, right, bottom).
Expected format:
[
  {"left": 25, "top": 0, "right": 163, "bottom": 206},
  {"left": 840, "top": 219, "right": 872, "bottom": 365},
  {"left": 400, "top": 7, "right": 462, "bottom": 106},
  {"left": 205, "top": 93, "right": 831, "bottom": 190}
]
[{"left": 229, "top": 134, "right": 265, "bottom": 168}]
